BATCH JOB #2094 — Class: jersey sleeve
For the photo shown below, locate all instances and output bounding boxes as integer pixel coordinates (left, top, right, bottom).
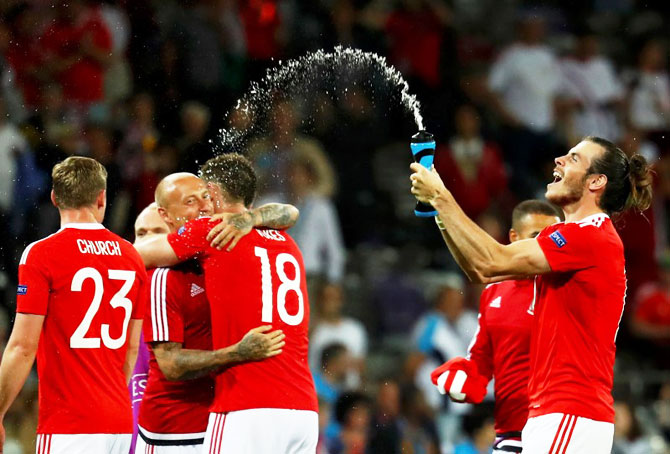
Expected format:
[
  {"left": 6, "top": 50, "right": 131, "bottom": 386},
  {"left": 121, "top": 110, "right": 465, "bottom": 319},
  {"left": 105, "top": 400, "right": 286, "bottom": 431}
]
[
  {"left": 536, "top": 223, "right": 598, "bottom": 273},
  {"left": 467, "top": 291, "right": 494, "bottom": 381},
  {"left": 143, "top": 269, "right": 185, "bottom": 344},
  {"left": 166, "top": 218, "right": 213, "bottom": 261},
  {"left": 132, "top": 266, "right": 148, "bottom": 320},
  {"left": 16, "top": 244, "right": 51, "bottom": 316}
]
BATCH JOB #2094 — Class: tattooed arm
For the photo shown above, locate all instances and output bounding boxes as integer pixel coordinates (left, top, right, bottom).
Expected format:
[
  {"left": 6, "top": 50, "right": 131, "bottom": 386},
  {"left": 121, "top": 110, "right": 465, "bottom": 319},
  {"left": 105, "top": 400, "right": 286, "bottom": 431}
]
[
  {"left": 207, "top": 203, "right": 300, "bottom": 250},
  {"left": 152, "top": 326, "right": 285, "bottom": 381}
]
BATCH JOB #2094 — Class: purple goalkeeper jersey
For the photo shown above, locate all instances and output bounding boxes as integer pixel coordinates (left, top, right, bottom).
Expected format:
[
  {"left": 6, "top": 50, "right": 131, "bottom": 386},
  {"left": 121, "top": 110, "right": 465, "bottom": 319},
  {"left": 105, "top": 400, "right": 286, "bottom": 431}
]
[{"left": 128, "top": 333, "right": 150, "bottom": 453}]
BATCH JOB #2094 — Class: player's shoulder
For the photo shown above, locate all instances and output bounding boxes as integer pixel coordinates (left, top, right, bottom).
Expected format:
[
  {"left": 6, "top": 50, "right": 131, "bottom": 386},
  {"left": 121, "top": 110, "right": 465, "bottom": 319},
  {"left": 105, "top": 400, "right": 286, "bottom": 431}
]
[{"left": 19, "top": 231, "right": 63, "bottom": 265}]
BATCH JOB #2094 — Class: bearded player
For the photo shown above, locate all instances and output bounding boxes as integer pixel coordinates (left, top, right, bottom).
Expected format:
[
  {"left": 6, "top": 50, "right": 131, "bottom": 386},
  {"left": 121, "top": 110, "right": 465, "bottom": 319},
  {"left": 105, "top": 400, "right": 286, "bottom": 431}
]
[
  {"left": 133, "top": 173, "right": 299, "bottom": 453},
  {"left": 411, "top": 137, "right": 652, "bottom": 453},
  {"left": 136, "top": 154, "right": 318, "bottom": 453},
  {"left": 0, "top": 157, "right": 147, "bottom": 454},
  {"left": 431, "top": 200, "right": 561, "bottom": 454}
]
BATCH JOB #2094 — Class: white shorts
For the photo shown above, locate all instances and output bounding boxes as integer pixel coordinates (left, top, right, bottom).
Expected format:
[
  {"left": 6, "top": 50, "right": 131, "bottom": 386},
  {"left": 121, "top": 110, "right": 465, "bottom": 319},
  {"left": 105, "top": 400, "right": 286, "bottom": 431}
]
[
  {"left": 522, "top": 413, "right": 614, "bottom": 454},
  {"left": 134, "top": 435, "right": 202, "bottom": 454},
  {"left": 35, "top": 433, "right": 131, "bottom": 454},
  {"left": 203, "top": 409, "right": 318, "bottom": 454}
]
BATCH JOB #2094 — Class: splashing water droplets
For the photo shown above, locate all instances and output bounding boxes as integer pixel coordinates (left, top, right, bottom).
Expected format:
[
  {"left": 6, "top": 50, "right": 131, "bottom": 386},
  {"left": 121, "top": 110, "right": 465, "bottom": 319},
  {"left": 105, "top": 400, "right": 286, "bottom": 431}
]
[{"left": 218, "top": 46, "right": 424, "bottom": 152}]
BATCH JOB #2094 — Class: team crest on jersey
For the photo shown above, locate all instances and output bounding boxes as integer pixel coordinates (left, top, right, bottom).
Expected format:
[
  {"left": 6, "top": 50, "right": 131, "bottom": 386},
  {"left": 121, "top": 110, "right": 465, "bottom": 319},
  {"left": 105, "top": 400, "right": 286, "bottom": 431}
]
[
  {"left": 190, "top": 283, "right": 205, "bottom": 297},
  {"left": 17, "top": 285, "right": 27, "bottom": 295},
  {"left": 549, "top": 231, "right": 566, "bottom": 248}
]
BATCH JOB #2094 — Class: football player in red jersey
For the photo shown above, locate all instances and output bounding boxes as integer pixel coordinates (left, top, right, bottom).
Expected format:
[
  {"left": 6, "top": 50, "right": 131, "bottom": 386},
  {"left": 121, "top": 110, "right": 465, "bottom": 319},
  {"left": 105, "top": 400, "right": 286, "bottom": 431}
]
[
  {"left": 431, "top": 200, "right": 562, "bottom": 454},
  {"left": 411, "top": 137, "right": 652, "bottom": 453},
  {"left": 0, "top": 157, "right": 147, "bottom": 454},
  {"left": 133, "top": 173, "right": 300, "bottom": 454},
  {"left": 136, "top": 154, "right": 318, "bottom": 454}
]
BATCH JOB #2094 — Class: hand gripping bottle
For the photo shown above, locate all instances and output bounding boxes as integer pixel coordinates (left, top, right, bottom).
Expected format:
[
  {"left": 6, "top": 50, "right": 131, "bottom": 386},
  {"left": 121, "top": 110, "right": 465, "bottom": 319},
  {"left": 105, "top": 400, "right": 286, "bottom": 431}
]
[{"left": 411, "top": 130, "right": 438, "bottom": 217}]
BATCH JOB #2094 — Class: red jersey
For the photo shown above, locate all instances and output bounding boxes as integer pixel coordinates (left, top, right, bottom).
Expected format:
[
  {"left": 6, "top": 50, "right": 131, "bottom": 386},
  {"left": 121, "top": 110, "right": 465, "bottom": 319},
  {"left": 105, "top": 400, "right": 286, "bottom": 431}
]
[
  {"left": 139, "top": 266, "right": 214, "bottom": 442},
  {"left": 16, "top": 223, "right": 147, "bottom": 434},
  {"left": 167, "top": 218, "right": 318, "bottom": 413},
  {"left": 468, "top": 279, "right": 534, "bottom": 434},
  {"left": 532, "top": 214, "right": 625, "bottom": 423}
]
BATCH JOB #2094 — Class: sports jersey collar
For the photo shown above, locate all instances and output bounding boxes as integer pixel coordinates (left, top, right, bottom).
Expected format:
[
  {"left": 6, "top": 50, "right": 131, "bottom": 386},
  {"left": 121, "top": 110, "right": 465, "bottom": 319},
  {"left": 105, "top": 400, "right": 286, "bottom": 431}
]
[
  {"left": 570, "top": 213, "right": 609, "bottom": 224},
  {"left": 60, "top": 223, "right": 105, "bottom": 230}
]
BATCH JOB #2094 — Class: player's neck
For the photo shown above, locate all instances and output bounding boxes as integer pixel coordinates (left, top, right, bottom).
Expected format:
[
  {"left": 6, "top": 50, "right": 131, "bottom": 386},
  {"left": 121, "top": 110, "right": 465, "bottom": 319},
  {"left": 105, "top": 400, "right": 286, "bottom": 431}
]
[
  {"left": 59, "top": 207, "right": 101, "bottom": 227},
  {"left": 561, "top": 200, "right": 605, "bottom": 223}
]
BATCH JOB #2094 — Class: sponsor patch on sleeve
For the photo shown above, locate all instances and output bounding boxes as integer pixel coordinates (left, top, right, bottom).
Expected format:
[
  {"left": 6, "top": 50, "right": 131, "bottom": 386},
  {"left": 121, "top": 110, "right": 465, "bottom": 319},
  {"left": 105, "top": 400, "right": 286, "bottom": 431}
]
[
  {"left": 17, "top": 285, "right": 27, "bottom": 295},
  {"left": 549, "top": 231, "right": 566, "bottom": 248}
]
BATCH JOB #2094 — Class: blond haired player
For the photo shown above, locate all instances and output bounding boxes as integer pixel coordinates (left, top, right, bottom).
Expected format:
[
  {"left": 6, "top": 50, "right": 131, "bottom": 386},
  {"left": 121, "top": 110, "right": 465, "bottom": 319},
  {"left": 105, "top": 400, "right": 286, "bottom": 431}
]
[{"left": 0, "top": 157, "right": 147, "bottom": 454}]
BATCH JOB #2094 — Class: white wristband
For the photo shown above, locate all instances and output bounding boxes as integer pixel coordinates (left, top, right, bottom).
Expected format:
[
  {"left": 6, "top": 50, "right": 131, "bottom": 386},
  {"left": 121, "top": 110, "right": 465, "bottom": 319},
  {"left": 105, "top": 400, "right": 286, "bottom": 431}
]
[{"left": 435, "top": 215, "right": 446, "bottom": 231}]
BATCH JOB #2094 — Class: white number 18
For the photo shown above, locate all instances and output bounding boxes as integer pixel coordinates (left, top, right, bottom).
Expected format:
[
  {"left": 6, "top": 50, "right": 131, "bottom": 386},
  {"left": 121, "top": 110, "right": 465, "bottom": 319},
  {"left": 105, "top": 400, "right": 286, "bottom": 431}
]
[{"left": 255, "top": 247, "right": 304, "bottom": 325}]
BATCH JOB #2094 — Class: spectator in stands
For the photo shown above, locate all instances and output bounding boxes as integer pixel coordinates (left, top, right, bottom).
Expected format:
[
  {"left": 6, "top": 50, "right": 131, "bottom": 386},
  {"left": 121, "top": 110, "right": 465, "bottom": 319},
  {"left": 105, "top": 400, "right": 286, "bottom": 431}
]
[
  {"left": 371, "top": 245, "right": 429, "bottom": 343},
  {"left": 384, "top": 0, "right": 452, "bottom": 90},
  {"left": 412, "top": 274, "right": 477, "bottom": 364},
  {"left": 612, "top": 400, "right": 655, "bottom": 454},
  {"left": 317, "top": 397, "right": 333, "bottom": 454},
  {"left": 249, "top": 99, "right": 336, "bottom": 203},
  {"left": 169, "top": 1, "right": 223, "bottom": 102},
  {"left": 411, "top": 273, "right": 478, "bottom": 410},
  {"left": 616, "top": 129, "right": 660, "bottom": 300},
  {"left": 314, "top": 343, "right": 352, "bottom": 405},
  {"left": 631, "top": 251, "right": 670, "bottom": 346},
  {"left": 560, "top": 28, "right": 624, "bottom": 143},
  {"left": 452, "top": 403, "right": 496, "bottom": 454},
  {"left": 41, "top": 0, "right": 113, "bottom": 108},
  {"left": 177, "top": 100, "right": 212, "bottom": 174},
  {"left": 626, "top": 39, "right": 670, "bottom": 140},
  {"left": 433, "top": 104, "right": 509, "bottom": 220},
  {"left": 330, "top": 392, "right": 372, "bottom": 454},
  {"left": 310, "top": 284, "right": 367, "bottom": 387},
  {"left": 118, "top": 92, "right": 159, "bottom": 183},
  {"left": 488, "top": 12, "right": 563, "bottom": 197},
  {"left": 398, "top": 384, "right": 440, "bottom": 454},
  {"left": 369, "top": 380, "right": 403, "bottom": 454},
  {"left": 3, "top": 2, "right": 44, "bottom": 111},
  {"left": 656, "top": 382, "right": 670, "bottom": 443},
  {"left": 288, "top": 154, "right": 346, "bottom": 301}
]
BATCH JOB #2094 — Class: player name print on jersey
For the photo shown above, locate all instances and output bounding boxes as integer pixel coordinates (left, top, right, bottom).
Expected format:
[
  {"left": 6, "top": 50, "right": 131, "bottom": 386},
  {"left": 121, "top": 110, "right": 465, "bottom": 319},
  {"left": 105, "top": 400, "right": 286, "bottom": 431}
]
[
  {"left": 76, "top": 239, "right": 122, "bottom": 256},
  {"left": 255, "top": 229, "right": 286, "bottom": 242}
]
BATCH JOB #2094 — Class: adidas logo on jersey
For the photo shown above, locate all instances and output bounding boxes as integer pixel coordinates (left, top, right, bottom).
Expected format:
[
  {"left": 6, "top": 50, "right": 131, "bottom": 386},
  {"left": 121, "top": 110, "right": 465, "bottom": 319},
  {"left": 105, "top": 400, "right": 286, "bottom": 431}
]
[
  {"left": 489, "top": 296, "right": 501, "bottom": 308},
  {"left": 190, "top": 283, "right": 205, "bottom": 297}
]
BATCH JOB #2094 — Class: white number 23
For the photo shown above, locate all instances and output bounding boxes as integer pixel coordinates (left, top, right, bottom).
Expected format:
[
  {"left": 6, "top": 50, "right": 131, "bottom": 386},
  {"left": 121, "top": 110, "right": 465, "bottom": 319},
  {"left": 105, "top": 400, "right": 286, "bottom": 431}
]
[{"left": 70, "top": 267, "right": 136, "bottom": 349}]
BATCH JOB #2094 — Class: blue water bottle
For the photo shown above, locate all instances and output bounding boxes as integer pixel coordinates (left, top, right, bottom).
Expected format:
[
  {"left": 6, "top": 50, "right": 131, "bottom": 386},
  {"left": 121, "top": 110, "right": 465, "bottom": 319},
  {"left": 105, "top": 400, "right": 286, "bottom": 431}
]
[{"left": 411, "top": 130, "right": 438, "bottom": 217}]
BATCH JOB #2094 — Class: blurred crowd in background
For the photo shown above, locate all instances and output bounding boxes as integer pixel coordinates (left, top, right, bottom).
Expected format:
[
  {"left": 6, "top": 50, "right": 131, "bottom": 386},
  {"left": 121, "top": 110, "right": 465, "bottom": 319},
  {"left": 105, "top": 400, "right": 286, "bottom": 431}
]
[{"left": 2, "top": 0, "right": 670, "bottom": 453}]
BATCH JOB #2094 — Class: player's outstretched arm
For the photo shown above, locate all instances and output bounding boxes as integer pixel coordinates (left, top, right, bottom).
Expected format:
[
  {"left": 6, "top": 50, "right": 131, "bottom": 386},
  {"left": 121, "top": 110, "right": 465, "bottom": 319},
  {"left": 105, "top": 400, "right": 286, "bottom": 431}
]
[
  {"left": 135, "top": 234, "right": 181, "bottom": 268},
  {"left": 207, "top": 203, "right": 300, "bottom": 251},
  {"left": 123, "top": 319, "right": 143, "bottom": 384},
  {"left": 152, "top": 326, "right": 285, "bottom": 381},
  {"left": 411, "top": 164, "right": 551, "bottom": 279},
  {"left": 0, "top": 313, "right": 44, "bottom": 450}
]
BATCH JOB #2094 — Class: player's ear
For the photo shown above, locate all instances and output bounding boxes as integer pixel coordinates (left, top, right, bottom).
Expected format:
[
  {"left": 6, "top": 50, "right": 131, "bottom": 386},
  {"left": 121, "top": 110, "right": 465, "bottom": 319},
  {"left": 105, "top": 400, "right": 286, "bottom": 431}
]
[
  {"left": 589, "top": 174, "right": 607, "bottom": 192},
  {"left": 509, "top": 228, "right": 518, "bottom": 243},
  {"left": 96, "top": 190, "right": 106, "bottom": 209},
  {"left": 157, "top": 206, "right": 170, "bottom": 223},
  {"left": 50, "top": 190, "right": 58, "bottom": 208}
]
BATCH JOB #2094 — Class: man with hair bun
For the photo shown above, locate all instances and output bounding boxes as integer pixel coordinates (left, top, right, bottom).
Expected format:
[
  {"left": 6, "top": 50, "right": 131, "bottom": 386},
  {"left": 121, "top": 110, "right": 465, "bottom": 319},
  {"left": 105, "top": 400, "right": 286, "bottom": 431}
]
[
  {"left": 411, "top": 137, "right": 652, "bottom": 453},
  {"left": 0, "top": 156, "right": 147, "bottom": 454}
]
